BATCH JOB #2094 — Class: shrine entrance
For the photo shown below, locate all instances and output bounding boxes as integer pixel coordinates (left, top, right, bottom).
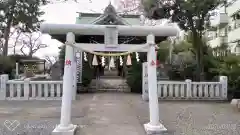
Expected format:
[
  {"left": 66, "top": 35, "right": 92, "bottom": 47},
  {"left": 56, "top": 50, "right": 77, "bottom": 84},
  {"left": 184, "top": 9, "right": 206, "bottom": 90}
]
[
  {"left": 41, "top": 23, "right": 177, "bottom": 135},
  {"left": 91, "top": 54, "right": 127, "bottom": 78}
]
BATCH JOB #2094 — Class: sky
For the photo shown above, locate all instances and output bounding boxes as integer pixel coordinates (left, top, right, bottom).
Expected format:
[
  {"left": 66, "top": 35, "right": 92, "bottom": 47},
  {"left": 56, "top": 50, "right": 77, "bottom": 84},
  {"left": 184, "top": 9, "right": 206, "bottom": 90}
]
[
  {"left": 39, "top": 0, "right": 113, "bottom": 58},
  {"left": 9, "top": 0, "right": 113, "bottom": 58}
]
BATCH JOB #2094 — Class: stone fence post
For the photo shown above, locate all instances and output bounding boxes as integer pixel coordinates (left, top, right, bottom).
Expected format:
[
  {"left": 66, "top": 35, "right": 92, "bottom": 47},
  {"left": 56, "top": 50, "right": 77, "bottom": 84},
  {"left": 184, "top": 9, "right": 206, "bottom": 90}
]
[
  {"left": 0, "top": 74, "right": 9, "bottom": 100},
  {"left": 24, "top": 78, "right": 30, "bottom": 100},
  {"left": 185, "top": 79, "right": 192, "bottom": 98},
  {"left": 219, "top": 76, "right": 228, "bottom": 99}
]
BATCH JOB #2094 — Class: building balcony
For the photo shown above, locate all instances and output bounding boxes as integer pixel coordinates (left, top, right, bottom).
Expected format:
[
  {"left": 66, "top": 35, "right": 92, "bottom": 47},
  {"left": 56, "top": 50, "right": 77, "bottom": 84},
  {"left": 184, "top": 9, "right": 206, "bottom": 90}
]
[
  {"left": 208, "top": 36, "right": 227, "bottom": 48},
  {"left": 211, "top": 13, "right": 229, "bottom": 28},
  {"left": 228, "top": 26, "right": 240, "bottom": 43},
  {"left": 227, "top": 0, "right": 240, "bottom": 16}
]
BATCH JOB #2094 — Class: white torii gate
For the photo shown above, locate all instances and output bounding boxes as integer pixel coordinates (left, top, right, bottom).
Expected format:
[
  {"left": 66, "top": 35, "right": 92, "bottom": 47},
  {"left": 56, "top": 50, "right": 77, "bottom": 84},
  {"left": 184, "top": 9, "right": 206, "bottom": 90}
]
[{"left": 40, "top": 23, "right": 178, "bottom": 135}]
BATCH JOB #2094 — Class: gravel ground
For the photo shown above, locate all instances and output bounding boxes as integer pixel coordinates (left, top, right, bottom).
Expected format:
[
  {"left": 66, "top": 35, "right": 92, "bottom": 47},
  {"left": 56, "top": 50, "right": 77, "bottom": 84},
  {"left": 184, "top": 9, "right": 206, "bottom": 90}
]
[{"left": 0, "top": 93, "right": 239, "bottom": 135}]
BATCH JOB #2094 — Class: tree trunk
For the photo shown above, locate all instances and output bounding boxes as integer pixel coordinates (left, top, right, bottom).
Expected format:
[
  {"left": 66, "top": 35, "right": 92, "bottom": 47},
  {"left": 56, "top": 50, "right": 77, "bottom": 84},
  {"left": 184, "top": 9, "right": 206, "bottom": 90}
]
[
  {"left": 13, "top": 32, "right": 21, "bottom": 55},
  {"left": 193, "top": 33, "right": 204, "bottom": 81},
  {"left": 29, "top": 50, "right": 33, "bottom": 57},
  {"left": 2, "top": 15, "right": 13, "bottom": 56},
  {"left": 2, "top": 0, "right": 16, "bottom": 56},
  {"left": 13, "top": 47, "right": 16, "bottom": 54}
]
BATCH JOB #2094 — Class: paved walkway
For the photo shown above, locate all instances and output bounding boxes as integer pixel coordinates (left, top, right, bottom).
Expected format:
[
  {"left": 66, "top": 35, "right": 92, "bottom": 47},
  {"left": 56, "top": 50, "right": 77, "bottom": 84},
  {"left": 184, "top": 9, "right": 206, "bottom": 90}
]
[{"left": 0, "top": 93, "right": 239, "bottom": 135}]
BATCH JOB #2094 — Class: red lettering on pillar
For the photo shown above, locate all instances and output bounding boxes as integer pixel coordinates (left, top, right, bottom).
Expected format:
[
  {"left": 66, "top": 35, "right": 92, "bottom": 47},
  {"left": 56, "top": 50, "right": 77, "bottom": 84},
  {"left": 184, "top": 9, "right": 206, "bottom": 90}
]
[
  {"left": 156, "top": 60, "right": 159, "bottom": 65},
  {"left": 151, "top": 60, "right": 155, "bottom": 66},
  {"left": 65, "top": 60, "right": 71, "bottom": 66}
]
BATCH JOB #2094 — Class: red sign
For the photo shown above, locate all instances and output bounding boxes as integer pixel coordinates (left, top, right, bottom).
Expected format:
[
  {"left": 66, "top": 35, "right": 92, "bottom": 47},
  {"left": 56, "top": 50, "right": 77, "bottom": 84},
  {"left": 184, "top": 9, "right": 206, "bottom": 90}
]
[
  {"left": 65, "top": 60, "right": 71, "bottom": 65},
  {"left": 151, "top": 60, "right": 155, "bottom": 66}
]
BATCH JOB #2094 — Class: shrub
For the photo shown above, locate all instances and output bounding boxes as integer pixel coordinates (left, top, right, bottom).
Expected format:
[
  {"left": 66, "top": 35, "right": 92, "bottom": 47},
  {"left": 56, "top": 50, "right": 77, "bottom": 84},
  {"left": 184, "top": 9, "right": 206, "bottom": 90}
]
[
  {"left": 58, "top": 46, "right": 65, "bottom": 76},
  {"left": 0, "top": 56, "right": 15, "bottom": 79},
  {"left": 81, "top": 53, "right": 94, "bottom": 87},
  {"left": 126, "top": 52, "right": 147, "bottom": 93}
]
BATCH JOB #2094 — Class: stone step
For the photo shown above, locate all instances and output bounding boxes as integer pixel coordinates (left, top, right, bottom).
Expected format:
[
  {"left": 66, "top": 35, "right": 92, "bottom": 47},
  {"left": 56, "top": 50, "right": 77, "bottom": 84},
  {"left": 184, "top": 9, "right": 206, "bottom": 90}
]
[
  {"left": 94, "top": 89, "right": 130, "bottom": 92},
  {"left": 92, "top": 78, "right": 126, "bottom": 81},
  {"left": 99, "top": 76, "right": 123, "bottom": 79},
  {"left": 90, "top": 84, "right": 129, "bottom": 88},
  {"left": 88, "top": 87, "right": 130, "bottom": 92},
  {"left": 231, "top": 99, "right": 240, "bottom": 111},
  {"left": 89, "top": 78, "right": 130, "bottom": 92},
  {"left": 77, "top": 86, "right": 130, "bottom": 93},
  {"left": 103, "top": 73, "right": 119, "bottom": 76},
  {"left": 85, "top": 89, "right": 130, "bottom": 93}
]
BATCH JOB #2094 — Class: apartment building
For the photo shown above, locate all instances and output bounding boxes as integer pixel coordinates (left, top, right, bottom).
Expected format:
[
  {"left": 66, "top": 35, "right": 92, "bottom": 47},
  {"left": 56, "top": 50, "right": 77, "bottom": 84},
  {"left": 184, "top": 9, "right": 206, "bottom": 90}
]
[{"left": 207, "top": 0, "right": 240, "bottom": 54}]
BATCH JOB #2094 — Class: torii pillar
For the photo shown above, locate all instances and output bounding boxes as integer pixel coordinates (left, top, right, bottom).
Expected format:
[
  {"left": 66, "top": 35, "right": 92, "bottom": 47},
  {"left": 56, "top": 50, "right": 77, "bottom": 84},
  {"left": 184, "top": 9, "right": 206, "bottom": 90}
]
[
  {"left": 144, "top": 34, "right": 167, "bottom": 134},
  {"left": 52, "top": 32, "right": 77, "bottom": 135}
]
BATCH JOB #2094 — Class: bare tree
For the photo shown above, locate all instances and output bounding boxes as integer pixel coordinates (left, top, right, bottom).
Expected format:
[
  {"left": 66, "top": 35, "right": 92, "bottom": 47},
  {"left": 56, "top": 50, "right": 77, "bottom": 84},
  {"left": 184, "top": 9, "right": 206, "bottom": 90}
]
[
  {"left": 45, "top": 55, "right": 58, "bottom": 67},
  {"left": 12, "top": 32, "right": 22, "bottom": 54},
  {"left": 19, "top": 31, "right": 48, "bottom": 57},
  {"left": 0, "top": 27, "right": 19, "bottom": 55},
  {"left": 7, "top": 27, "right": 23, "bottom": 54},
  {"left": 116, "top": 0, "right": 168, "bottom": 26},
  {"left": 0, "top": 39, "right": 3, "bottom": 54},
  {"left": 116, "top": 0, "right": 142, "bottom": 14}
]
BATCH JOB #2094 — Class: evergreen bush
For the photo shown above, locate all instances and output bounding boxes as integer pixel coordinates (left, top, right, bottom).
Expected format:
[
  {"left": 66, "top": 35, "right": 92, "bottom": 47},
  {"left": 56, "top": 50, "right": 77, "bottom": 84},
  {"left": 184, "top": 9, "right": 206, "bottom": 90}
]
[
  {"left": 0, "top": 56, "right": 15, "bottom": 79},
  {"left": 126, "top": 52, "right": 147, "bottom": 93},
  {"left": 81, "top": 53, "right": 94, "bottom": 87}
]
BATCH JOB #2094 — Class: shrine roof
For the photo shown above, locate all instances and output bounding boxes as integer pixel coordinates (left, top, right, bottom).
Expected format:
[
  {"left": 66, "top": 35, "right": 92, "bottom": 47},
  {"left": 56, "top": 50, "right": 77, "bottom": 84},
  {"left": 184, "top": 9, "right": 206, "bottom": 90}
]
[
  {"left": 76, "top": 14, "right": 140, "bottom": 25},
  {"left": 20, "top": 59, "right": 46, "bottom": 63},
  {"left": 76, "top": 3, "right": 141, "bottom": 25}
]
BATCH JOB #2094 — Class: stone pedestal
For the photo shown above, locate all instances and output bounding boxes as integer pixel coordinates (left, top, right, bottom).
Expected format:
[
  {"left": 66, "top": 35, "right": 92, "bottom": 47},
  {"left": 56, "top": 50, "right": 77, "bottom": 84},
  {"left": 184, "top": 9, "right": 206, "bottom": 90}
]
[
  {"left": 52, "top": 124, "right": 77, "bottom": 135},
  {"left": 144, "top": 123, "right": 167, "bottom": 135},
  {"left": 230, "top": 99, "right": 240, "bottom": 111}
]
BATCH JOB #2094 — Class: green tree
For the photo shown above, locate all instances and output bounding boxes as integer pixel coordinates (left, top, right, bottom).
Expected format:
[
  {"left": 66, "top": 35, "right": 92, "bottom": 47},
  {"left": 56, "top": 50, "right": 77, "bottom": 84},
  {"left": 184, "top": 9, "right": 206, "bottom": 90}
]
[
  {"left": 168, "top": 40, "right": 196, "bottom": 80},
  {"left": 157, "top": 40, "right": 171, "bottom": 62},
  {"left": 210, "top": 54, "right": 240, "bottom": 96},
  {"left": 0, "top": 0, "right": 48, "bottom": 56},
  {"left": 126, "top": 53, "right": 143, "bottom": 93},
  {"left": 81, "top": 54, "right": 94, "bottom": 87},
  {"left": 142, "top": 0, "right": 224, "bottom": 81},
  {"left": 0, "top": 56, "right": 14, "bottom": 74},
  {"left": 58, "top": 46, "right": 65, "bottom": 75}
]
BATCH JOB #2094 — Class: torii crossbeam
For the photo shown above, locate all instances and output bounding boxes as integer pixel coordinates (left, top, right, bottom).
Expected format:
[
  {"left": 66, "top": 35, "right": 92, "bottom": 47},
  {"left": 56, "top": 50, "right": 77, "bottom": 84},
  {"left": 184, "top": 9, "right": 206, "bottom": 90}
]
[{"left": 40, "top": 23, "right": 178, "bottom": 135}]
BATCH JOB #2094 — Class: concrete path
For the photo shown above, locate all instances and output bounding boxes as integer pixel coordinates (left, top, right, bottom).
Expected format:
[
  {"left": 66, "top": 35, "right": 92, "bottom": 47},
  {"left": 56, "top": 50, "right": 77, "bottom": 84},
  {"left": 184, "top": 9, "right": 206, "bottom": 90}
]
[{"left": 0, "top": 93, "right": 239, "bottom": 135}]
